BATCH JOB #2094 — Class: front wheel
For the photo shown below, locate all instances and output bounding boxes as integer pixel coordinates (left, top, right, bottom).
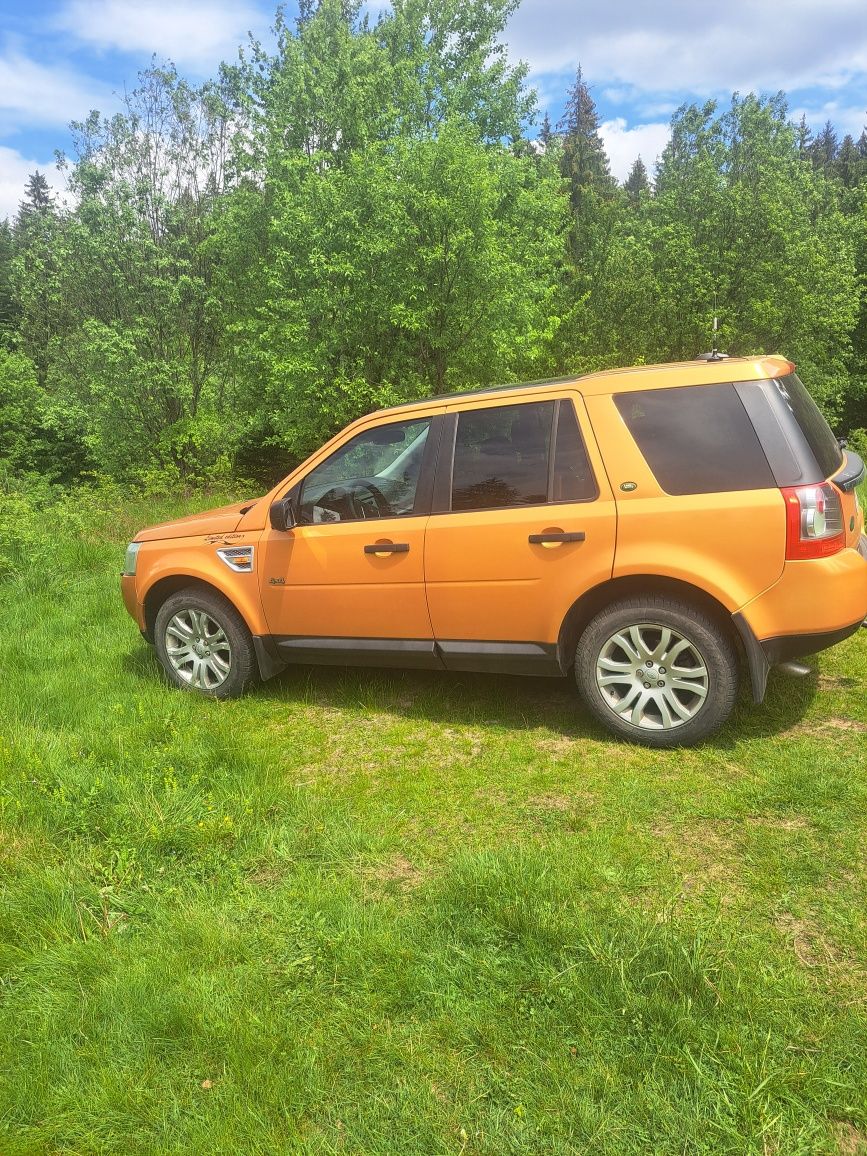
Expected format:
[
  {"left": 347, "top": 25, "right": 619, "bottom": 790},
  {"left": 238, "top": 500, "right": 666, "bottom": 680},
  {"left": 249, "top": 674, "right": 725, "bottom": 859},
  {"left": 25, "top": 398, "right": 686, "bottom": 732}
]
[
  {"left": 154, "top": 587, "right": 258, "bottom": 699},
  {"left": 575, "top": 597, "right": 738, "bottom": 747}
]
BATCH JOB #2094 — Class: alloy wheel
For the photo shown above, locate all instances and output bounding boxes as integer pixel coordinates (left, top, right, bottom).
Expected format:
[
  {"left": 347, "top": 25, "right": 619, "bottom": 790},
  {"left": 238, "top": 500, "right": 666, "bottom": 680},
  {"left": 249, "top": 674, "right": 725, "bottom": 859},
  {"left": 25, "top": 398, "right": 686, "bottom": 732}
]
[
  {"left": 594, "top": 622, "right": 709, "bottom": 731},
  {"left": 164, "top": 608, "right": 232, "bottom": 691}
]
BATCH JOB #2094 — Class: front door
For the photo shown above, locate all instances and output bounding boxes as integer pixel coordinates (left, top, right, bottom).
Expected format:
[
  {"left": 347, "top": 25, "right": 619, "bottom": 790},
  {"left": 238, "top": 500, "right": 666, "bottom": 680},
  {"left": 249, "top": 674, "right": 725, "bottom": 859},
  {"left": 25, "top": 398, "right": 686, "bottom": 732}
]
[
  {"left": 423, "top": 394, "right": 616, "bottom": 671},
  {"left": 259, "top": 413, "right": 440, "bottom": 667}
]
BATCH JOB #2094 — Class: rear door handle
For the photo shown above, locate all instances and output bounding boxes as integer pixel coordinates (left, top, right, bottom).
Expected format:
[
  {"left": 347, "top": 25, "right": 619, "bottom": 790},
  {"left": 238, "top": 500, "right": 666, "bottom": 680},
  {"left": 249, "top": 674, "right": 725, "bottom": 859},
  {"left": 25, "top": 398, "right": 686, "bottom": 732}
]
[
  {"left": 364, "top": 542, "right": 410, "bottom": 554},
  {"left": 528, "top": 532, "right": 586, "bottom": 545}
]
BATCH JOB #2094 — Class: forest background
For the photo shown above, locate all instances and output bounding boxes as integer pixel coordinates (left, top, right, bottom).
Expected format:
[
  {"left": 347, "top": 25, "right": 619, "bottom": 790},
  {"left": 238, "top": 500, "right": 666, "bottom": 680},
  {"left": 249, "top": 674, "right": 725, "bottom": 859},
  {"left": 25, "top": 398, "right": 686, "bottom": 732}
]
[{"left": 1, "top": 0, "right": 866, "bottom": 501}]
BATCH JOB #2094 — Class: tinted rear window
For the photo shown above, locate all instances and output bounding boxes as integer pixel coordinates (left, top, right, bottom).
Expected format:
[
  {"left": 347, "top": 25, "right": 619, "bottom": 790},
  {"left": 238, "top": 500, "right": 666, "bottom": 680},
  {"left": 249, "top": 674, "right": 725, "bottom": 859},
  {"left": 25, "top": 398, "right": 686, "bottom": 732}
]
[
  {"left": 614, "top": 383, "right": 775, "bottom": 495},
  {"left": 773, "top": 373, "right": 843, "bottom": 480}
]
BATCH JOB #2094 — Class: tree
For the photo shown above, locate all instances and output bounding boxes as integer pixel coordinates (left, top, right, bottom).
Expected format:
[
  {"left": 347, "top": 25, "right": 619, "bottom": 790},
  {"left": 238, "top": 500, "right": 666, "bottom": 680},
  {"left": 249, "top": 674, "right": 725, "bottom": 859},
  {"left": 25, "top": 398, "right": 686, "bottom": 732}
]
[
  {"left": 0, "top": 220, "right": 18, "bottom": 347},
  {"left": 809, "top": 119, "right": 838, "bottom": 175},
  {"left": 16, "top": 171, "right": 53, "bottom": 225},
  {"left": 835, "top": 134, "right": 864, "bottom": 189},
  {"left": 43, "top": 65, "right": 238, "bottom": 481},
  {"left": 651, "top": 94, "right": 857, "bottom": 414},
  {"left": 557, "top": 66, "right": 615, "bottom": 213},
  {"left": 624, "top": 156, "right": 650, "bottom": 206}
]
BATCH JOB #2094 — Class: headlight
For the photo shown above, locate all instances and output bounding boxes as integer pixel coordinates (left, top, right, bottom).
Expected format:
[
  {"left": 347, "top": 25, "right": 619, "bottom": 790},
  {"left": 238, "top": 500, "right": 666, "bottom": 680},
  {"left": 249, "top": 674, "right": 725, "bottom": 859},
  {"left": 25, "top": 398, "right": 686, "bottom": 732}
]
[{"left": 122, "top": 542, "right": 141, "bottom": 576}]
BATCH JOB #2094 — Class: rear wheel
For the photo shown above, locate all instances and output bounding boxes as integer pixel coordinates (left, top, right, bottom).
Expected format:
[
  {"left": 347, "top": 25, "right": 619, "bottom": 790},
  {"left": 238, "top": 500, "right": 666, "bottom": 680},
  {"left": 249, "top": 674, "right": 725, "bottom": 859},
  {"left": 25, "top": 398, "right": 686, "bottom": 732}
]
[
  {"left": 575, "top": 596, "right": 738, "bottom": 747},
  {"left": 154, "top": 587, "right": 258, "bottom": 699}
]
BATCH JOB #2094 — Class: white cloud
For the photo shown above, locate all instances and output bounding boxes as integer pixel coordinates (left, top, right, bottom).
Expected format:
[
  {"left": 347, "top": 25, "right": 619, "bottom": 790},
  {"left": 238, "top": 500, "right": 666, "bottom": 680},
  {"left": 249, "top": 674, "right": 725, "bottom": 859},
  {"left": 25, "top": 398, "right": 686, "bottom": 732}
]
[
  {"left": 0, "top": 48, "right": 112, "bottom": 129},
  {"left": 600, "top": 118, "right": 670, "bottom": 182},
  {"left": 790, "top": 102, "right": 867, "bottom": 139},
  {"left": 0, "top": 147, "right": 66, "bottom": 221},
  {"left": 506, "top": 0, "right": 867, "bottom": 99},
  {"left": 58, "top": 0, "right": 266, "bottom": 73}
]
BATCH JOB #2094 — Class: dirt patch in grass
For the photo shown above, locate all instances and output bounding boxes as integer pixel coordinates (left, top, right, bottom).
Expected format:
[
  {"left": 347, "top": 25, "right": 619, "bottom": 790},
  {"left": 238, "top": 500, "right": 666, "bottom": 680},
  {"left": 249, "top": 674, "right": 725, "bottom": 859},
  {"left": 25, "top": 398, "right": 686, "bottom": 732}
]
[
  {"left": 362, "top": 854, "right": 427, "bottom": 893},
  {"left": 776, "top": 912, "right": 842, "bottom": 969},
  {"left": 818, "top": 674, "right": 858, "bottom": 691},
  {"left": 650, "top": 820, "right": 742, "bottom": 900},
  {"left": 745, "top": 815, "right": 810, "bottom": 831},
  {"left": 788, "top": 716, "right": 867, "bottom": 737},
  {"left": 527, "top": 791, "right": 595, "bottom": 812},
  {"left": 775, "top": 912, "right": 867, "bottom": 1004},
  {"left": 832, "top": 1120, "right": 867, "bottom": 1154}
]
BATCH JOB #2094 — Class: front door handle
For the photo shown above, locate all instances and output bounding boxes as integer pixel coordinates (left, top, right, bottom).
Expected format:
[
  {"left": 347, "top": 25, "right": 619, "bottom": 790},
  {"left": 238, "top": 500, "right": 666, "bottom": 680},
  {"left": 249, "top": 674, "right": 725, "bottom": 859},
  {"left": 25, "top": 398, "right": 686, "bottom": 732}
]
[
  {"left": 364, "top": 542, "right": 410, "bottom": 555},
  {"left": 528, "top": 532, "right": 586, "bottom": 545}
]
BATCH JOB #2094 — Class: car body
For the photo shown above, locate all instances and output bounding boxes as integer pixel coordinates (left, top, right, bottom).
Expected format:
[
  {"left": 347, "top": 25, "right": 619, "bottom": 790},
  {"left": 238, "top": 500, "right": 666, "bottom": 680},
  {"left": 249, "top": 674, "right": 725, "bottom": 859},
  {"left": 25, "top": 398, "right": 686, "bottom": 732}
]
[{"left": 121, "top": 354, "right": 867, "bottom": 746}]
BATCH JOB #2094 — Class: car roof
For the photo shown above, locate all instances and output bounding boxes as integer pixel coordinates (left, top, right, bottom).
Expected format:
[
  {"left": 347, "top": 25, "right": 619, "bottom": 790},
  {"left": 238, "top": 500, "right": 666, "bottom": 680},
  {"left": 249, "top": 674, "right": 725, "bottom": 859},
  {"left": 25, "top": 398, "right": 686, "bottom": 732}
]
[{"left": 373, "top": 355, "right": 795, "bottom": 417}]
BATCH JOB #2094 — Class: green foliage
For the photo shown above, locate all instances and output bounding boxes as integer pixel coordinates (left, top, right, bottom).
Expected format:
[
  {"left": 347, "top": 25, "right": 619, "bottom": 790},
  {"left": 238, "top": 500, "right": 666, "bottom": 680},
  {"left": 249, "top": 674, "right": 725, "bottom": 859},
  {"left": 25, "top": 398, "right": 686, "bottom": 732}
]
[{"left": 1, "top": 5, "right": 867, "bottom": 483}]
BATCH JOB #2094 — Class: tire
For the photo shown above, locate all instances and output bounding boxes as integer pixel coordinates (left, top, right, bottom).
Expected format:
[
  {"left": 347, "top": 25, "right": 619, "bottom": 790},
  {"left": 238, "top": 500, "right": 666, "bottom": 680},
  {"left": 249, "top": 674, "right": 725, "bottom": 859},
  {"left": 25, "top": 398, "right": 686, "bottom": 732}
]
[
  {"left": 575, "top": 596, "right": 738, "bottom": 748},
  {"left": 154, "top": 586, "right": 259, "bottom": 700}
]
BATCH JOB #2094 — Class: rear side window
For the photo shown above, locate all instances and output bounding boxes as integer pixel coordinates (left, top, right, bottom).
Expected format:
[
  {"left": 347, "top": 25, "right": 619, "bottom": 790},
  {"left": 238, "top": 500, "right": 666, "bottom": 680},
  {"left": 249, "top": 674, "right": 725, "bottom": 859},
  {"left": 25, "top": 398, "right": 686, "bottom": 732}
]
[
  {"left": 773, "top": 374, "right": 843, "bottom": 479},
  {"left": 449, "top": 399, "right": 597, "bottom": 512},
  {"left": 614, "top": 383, "right": 775, "bottom": 495}
]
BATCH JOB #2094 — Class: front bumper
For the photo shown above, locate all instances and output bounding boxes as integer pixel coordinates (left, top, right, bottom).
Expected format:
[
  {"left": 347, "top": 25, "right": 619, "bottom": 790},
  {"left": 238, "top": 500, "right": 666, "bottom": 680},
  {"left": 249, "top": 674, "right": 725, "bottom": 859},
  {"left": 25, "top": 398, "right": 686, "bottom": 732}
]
[{"left": 121, "top": 573, "right": 145, "bottom": 631}]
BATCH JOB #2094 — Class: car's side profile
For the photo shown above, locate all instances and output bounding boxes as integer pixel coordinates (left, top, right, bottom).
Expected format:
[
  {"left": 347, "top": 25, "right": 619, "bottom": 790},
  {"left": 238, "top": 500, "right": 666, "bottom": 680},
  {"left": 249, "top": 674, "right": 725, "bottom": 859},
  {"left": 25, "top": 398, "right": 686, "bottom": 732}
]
[{"left": 121, "top": 355, "right": 867, "bottom": 747}]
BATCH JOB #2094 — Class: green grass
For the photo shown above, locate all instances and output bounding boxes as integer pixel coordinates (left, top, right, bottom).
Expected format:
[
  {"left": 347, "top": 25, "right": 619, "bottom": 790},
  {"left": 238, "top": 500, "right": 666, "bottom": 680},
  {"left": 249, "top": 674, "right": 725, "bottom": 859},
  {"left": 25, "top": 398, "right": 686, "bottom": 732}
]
[{"left": 1, "top": 491, "right": 866, "bottom": 1154}]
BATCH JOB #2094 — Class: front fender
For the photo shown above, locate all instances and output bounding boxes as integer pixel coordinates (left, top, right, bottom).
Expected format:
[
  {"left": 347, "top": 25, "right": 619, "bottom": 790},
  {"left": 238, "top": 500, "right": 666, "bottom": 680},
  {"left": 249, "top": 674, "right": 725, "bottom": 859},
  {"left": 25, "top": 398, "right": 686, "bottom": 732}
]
[{"left": 136, "top": 534, "right": 268, "bottom": 638}]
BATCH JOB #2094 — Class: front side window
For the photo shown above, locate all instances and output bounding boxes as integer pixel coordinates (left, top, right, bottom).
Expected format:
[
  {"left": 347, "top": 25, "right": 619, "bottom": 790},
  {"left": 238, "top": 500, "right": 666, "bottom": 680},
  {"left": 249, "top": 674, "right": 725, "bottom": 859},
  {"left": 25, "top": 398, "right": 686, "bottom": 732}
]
[
  {"left": 449, "top": 399, "right": 597, "bottom": 512},
  {"left": 299, "top": 418, "right": 430, "bottom": 523}
]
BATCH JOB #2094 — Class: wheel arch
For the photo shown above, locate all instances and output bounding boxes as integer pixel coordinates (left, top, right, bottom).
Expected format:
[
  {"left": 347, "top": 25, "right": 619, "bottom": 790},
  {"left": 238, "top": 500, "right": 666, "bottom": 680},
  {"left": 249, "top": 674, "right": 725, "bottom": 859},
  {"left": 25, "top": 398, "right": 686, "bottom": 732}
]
[
  {"left": 143, "top": 575, "right": 247, "bottom": 642},
  {"left": 557, "top": 575, "right": 743, "bottom": 673}
]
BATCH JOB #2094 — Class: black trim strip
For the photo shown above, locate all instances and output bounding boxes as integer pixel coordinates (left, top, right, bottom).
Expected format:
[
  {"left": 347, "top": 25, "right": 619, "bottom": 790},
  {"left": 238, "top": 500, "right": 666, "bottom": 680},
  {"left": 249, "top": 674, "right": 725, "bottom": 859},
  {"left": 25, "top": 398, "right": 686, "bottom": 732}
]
[
  {"left": 276, "top": 637, "right": 443, "bottom": 670},
  {"left": 436, "top": 640, "right": 561, "bottom": 677},
  {"left": 269, "top": 636, "right": 564, "bottom": 677},
  {"left": 431, "top": 413, "right": 457, "bottom": 514}
]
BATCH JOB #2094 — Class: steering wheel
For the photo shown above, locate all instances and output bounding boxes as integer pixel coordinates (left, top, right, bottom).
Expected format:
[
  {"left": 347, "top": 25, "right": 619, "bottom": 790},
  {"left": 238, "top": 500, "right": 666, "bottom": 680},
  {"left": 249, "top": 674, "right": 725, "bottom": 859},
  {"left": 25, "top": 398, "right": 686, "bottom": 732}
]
[{"left": 349, "top": 481, "right": 391, "bottom": 519}]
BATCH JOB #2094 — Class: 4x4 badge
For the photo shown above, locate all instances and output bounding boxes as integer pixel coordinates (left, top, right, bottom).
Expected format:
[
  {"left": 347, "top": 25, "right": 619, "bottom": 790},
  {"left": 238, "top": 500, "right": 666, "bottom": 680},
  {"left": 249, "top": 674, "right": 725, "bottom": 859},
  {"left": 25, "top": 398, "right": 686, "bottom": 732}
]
[
  {"left": 620, "top": 481, "right": 638, "bottom": 492},
  {"left": 268, "top": 577, "right": 286, "bottom": 585}
]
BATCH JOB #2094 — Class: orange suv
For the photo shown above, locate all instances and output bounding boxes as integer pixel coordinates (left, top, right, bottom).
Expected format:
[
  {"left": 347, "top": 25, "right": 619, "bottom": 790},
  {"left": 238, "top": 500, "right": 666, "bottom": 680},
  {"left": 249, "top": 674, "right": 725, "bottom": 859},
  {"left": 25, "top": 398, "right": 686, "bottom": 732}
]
[{"left": 121, "top": 355, "right": 867, "bottom": 747}]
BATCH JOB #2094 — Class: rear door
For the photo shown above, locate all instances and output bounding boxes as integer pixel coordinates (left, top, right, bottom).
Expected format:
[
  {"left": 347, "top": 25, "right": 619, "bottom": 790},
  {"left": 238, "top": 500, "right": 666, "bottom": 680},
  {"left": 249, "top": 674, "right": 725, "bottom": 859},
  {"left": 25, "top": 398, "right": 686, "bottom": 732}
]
[{"left": 423, "top": 393, "right": 617, "bottom": 671}]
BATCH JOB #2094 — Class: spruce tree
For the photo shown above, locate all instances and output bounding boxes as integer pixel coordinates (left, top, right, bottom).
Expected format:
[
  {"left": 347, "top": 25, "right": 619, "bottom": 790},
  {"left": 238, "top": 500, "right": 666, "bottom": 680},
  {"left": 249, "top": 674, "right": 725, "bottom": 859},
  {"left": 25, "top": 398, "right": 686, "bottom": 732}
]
[
  {"left": 624, "top": 156, "right": 650, "bottom": 205},
  {"left": 809, "top": 120, "right": 838, "bottom": 174},
  {"left": 16, "top": 171, "right": 53, "bottom": 226},
  {"left": 835, "top": 133, "right": 863, "bottom": 188},
  {"left": 557, "top": 65, "right": 615, "bottom": 212}
]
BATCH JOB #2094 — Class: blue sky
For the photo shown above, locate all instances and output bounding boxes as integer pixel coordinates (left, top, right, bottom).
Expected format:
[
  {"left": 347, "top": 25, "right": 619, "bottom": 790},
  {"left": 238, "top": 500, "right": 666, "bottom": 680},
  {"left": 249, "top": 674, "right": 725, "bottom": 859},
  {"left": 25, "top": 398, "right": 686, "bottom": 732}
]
[{"left": 1, "top": 0, "right": 866, "bottom": 218}]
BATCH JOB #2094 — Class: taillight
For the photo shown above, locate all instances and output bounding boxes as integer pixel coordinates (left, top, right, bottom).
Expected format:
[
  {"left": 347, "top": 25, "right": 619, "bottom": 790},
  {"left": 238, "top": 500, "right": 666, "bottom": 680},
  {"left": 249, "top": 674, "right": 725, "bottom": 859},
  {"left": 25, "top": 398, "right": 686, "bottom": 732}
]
[{"left": 781, "top": 484, "right": 845, "bottom": 559}]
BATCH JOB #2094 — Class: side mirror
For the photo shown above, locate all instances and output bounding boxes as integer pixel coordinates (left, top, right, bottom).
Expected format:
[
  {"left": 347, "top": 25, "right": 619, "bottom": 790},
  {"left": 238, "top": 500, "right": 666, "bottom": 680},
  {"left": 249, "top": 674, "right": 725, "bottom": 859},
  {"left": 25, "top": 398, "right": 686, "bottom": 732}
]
[{"left": 269, "top": 497, "right": 297, "bottom": 532}]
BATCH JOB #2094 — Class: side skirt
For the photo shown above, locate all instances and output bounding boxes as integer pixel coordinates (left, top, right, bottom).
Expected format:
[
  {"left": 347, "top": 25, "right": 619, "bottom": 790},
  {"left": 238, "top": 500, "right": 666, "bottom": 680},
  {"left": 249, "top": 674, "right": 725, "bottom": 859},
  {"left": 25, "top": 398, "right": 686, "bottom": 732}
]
[{"left": 267, "top": 636, "right": 564, "bottom": 678}]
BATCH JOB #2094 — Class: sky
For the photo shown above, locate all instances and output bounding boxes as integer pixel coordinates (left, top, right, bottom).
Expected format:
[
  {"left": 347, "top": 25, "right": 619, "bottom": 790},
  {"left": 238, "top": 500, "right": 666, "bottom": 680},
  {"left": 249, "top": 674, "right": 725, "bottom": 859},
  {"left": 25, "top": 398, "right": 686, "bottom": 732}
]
[{"left": 1, "top": 0, "right": 866, "bottom": 218}]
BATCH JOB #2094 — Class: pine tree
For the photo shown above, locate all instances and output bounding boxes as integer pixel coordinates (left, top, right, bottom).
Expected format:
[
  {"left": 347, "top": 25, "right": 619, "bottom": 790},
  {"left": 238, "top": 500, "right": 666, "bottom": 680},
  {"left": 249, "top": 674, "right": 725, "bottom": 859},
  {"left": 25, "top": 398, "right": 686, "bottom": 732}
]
[
  {"left": 835, "top": 133, "right": 863, "bottom": 188},
  {"left": 539, "top": 111, "right": 554, "bottom": 148},
  {"left": 16, "top": 171, "right": 53, "bottom": 227},
  {"left": 795, "top": 113, "right": 812, "bottom": 159},
  {"left": 557, "top": 65, "right": 615, "bottom": 212},
  {"left": 808, "top": 120, "right": 838, "bottom": 174},
  {"left": 624, "top": 156, "right": 650, "bottom": 206}
]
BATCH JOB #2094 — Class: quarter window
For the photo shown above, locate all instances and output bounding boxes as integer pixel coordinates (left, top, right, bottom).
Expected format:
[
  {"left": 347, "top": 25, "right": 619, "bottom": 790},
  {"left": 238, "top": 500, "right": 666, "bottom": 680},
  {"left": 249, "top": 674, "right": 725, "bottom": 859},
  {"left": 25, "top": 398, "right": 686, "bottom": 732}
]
[
  {"left": 614, "top": 384, "right": 775, "bottom": 495},
  {"left": 449, "top": 399, "right": 597, "bottom": 512}
]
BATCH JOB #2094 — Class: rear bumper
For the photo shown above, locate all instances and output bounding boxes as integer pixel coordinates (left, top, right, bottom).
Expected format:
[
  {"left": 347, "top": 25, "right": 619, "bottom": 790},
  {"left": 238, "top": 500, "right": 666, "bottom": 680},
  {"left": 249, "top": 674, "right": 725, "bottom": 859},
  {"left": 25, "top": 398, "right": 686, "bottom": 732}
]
[
  {"left": 734, "top": 537, "right": 867, "bottom": 702},
  {"left": 761, "top": 618, "right": 865, "bottom": 664}
]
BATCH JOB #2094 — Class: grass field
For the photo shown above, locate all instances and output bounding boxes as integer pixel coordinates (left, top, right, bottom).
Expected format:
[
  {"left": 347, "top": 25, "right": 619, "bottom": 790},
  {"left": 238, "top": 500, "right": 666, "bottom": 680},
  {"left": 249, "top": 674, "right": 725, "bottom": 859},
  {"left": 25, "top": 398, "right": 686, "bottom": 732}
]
[{"left": 1, "top": 489, "right": 866, "bottom": 1154}]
